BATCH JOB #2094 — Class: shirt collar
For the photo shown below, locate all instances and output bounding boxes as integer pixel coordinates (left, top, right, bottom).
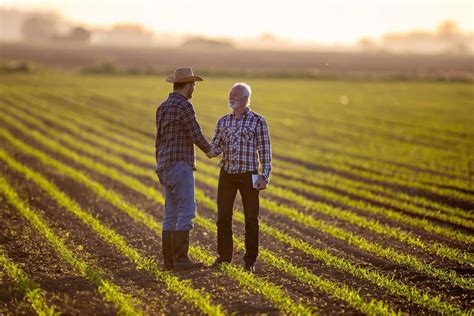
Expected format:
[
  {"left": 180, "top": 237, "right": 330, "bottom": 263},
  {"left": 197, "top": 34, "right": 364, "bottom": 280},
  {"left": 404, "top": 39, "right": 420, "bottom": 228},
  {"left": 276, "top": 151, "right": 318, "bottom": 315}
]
[
  {"left": 169, "top": 92, "right": 188, "bottom": 101},
  {"left": 230, "top": 107, "right": 251, "bottom": 118}
]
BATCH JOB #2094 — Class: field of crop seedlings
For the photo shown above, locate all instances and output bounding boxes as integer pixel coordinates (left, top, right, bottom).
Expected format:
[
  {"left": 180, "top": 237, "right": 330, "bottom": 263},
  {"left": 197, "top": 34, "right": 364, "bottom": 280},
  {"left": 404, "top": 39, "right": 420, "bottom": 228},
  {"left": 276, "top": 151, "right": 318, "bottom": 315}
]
[{"left": 0, "top": 70, "right": 473, "bottom": 315}]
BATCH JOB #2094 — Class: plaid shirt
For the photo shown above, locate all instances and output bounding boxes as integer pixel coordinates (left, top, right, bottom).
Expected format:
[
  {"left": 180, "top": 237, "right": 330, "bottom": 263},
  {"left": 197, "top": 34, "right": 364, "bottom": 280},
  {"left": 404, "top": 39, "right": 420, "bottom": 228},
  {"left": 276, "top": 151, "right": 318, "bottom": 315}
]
[
  {"left": 211, "top": 108, "right": 272, "bottom": 182},
  {"left": 155, "top": 92, "right": 211, "bottom": 172}
]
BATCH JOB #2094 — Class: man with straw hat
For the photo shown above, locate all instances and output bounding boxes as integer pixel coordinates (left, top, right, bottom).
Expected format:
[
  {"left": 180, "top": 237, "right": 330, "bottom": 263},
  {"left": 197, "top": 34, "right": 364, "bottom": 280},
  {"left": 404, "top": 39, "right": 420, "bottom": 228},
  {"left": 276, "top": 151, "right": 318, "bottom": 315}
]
[{"left": 155, "top": 67, "right": 212, "bottom": 271}]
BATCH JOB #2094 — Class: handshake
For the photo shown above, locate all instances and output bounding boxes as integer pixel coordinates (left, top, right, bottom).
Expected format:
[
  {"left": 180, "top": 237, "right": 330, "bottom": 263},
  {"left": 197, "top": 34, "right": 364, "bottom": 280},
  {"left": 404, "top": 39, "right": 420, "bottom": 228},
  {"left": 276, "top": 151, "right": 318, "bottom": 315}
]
[{"left": 206, "top": 146, "right": 220, "bottom": 159}]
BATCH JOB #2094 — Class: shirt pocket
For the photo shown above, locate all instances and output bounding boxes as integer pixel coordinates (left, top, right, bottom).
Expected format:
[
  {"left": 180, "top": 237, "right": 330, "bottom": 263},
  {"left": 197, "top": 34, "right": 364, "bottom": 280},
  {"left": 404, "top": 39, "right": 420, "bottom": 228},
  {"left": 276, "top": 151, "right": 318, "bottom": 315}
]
[{"left": 240, "top": 126, "right": 255, "bottom": 143}]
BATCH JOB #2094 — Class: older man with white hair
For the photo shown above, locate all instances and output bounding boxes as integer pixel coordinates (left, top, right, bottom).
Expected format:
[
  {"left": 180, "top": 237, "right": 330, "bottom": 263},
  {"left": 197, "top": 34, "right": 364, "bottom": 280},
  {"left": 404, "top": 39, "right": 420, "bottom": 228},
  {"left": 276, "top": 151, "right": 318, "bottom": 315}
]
[{"left": 208, "top": 82, "right": 272, "bottom": 273}]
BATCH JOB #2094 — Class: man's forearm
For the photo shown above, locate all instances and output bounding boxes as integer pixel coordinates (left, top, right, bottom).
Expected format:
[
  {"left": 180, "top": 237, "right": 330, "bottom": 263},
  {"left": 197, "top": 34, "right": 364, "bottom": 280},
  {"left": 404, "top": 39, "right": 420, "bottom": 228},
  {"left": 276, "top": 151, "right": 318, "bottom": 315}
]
[{"left": 195, "top": 134, "right": 212, "bottom": 153}]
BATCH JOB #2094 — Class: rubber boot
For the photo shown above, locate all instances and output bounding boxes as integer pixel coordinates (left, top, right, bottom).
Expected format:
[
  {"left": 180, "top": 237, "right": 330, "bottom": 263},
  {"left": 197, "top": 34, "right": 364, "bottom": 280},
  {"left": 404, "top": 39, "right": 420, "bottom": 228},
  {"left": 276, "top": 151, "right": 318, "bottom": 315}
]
[
  {"left": 172, "top": 230, "right": 203, "bottom": 271},
  {"left": 161, "top": 230, "right": 174, "bottom": 270}
]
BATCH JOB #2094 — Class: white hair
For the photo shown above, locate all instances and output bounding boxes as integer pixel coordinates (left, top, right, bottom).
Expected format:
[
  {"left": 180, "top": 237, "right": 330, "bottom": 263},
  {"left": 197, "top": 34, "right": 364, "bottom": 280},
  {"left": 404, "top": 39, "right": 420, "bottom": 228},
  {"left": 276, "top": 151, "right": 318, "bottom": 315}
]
[{"left": 232, "top": 82, "right": 252, "bottom": 106}]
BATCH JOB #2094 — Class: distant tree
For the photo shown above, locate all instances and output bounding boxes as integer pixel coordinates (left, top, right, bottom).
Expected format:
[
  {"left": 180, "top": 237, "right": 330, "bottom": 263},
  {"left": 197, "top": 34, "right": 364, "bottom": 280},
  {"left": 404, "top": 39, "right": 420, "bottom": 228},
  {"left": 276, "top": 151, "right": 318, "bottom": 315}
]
[
  {"left": 98, "top": 23, "right": 154, "bottom": 46},
  {"left": 21, "top": 14, "right": 58, "bottom": 40},
  {"left": 437, "top": 20, "right": 460, "bottom": 37},
  {"left": 52, "top": 26, "right": 91, "bottom": 44},
  {"left": 68, "top": 26, "right": 90, "bottom": 43},
  {"left": 182, "top": 36, "right": 234, "bottom": 49},
  {"left": 259, "top": 33, "right": 277, "bottom": 41},
  {"left": 111, "top": 23, "right": 150, "bottom": 34},
  {"left": 436, "top": 20, "right": 468, "bottom": 54},
  {"left": 358, "top": 37, "right": 376, "bottom": 51}
]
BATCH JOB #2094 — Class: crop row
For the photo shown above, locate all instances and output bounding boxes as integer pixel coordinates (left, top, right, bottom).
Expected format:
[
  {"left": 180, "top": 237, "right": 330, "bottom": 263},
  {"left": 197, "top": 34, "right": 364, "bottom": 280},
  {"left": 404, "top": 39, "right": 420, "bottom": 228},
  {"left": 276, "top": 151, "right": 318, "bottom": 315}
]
[{"left": 0, "top": 117, "right": 469, "bottom": 314}]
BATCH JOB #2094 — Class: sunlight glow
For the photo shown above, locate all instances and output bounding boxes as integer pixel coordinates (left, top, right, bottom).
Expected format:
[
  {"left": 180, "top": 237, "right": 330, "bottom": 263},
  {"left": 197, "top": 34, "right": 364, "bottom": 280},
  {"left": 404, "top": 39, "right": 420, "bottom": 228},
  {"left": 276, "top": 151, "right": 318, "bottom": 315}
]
[{"left": 1, "top": 0, "right": 472, "bottom": 44}]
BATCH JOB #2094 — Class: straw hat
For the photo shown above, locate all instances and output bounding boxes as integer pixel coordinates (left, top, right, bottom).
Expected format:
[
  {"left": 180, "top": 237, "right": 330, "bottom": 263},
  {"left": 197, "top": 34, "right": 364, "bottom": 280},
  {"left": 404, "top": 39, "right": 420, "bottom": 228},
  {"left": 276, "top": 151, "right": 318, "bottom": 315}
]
[{"left": 166, "top": 67, "right": 204, "bottom": 83}]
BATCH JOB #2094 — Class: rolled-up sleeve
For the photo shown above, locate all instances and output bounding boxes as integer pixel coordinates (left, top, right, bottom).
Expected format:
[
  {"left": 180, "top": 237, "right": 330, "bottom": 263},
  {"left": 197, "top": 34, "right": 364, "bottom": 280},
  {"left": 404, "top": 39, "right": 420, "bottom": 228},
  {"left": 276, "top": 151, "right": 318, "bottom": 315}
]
[
  {"left": 256, "top": 117, "right": 272, "bottom": 182},
  {"left": 180, "top": 102, "right": 211, "bottom": 154}
]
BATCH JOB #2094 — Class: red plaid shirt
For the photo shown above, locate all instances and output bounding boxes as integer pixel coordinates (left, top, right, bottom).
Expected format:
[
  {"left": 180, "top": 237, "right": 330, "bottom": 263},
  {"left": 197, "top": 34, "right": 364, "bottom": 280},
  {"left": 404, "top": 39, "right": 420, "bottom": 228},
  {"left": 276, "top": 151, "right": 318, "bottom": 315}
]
[
  {"left": 211, "top": 108, "right": 272, "bottom": 182},
  {"left": 155, "top": 92, "right": 211, "bottom": 172}
]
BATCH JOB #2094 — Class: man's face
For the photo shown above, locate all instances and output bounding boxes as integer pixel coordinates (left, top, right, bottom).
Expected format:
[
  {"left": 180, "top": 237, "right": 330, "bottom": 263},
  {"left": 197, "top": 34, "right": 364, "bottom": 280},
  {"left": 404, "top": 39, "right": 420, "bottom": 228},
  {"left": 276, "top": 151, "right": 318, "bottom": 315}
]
[
  {"left": 186, "top": 82, "right": 196, "bottom": 99},
  {"left": 228, "top": 87, "right": 245, "bottom": 110}
]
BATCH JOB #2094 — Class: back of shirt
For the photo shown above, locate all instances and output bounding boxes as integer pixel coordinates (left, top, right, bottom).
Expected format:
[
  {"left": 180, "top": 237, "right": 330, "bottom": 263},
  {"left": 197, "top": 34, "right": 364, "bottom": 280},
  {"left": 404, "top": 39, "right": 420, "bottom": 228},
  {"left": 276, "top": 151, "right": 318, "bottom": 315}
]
[{"left": 155, "top": 92, "right": 211, "bottom": 172}]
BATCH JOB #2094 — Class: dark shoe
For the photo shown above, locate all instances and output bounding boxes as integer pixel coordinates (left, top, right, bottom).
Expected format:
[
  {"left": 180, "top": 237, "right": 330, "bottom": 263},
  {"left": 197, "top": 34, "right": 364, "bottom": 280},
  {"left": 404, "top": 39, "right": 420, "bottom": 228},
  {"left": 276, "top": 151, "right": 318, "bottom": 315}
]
[
  {"left": 162, "top": 230, "right": 174, "bottom": 270},
  {"left": 244, "top": 262, "right": 255, "bottom": 273},
  {"left": 172, "top": 230, "right": 203, "bottom": 271}
]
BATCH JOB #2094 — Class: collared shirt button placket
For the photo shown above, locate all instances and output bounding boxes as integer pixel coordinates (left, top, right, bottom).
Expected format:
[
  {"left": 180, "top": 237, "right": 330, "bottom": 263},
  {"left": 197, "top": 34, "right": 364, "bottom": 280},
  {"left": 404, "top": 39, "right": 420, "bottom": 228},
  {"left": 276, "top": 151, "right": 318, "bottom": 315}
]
[
  {"left": 230, "top": 118, "right": 242, "bottom": 174},
  {"left": 230, "top": 135, "right": 237, "bottom": 173}
]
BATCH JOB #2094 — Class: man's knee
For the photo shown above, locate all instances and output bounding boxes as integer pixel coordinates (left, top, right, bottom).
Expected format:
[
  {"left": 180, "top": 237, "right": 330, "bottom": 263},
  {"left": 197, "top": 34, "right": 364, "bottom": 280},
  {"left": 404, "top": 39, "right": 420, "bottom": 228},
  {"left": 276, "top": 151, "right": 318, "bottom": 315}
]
[
  {"left": 217, "top": 215, "right": 233, "bottom": 229},
  {"left": 245, "top": 215, "right": 259, "bottom": 226}
]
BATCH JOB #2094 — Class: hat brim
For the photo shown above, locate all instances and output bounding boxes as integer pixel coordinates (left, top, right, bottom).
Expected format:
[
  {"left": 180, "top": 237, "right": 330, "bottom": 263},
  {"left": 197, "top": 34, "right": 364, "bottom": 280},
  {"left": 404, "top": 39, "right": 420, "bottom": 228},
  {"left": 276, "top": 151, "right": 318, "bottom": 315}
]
[{"left": 166, "top": 76, "right": 204, "bottom": 83}]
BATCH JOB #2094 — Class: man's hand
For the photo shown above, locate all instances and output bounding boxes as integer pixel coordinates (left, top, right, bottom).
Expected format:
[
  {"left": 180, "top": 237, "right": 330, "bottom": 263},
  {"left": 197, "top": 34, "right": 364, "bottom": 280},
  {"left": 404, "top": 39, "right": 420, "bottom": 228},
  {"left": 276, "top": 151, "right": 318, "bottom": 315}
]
[
  {"left": 206, "top": 147, "right": 217, "bottom": 158},
  {"left": 255, "top": 177, "right": 268, "bottom": 190}
]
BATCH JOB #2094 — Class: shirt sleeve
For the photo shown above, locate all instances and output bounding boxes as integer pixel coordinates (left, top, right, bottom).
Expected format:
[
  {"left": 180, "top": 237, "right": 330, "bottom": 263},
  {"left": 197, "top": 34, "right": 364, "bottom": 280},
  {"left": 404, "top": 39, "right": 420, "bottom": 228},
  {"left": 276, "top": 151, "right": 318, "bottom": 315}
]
[
  {"left": 256, "top": 116, "right": 272, "bottom": 182},
  {"left": 210, "top": 118, "right": 223, "bottom": 155},
  {"left": 180, "top": 102, "right": 212, "bottom": 153},
  {"left": 154, "top": 107, "right": 161, "bottom": 167}
]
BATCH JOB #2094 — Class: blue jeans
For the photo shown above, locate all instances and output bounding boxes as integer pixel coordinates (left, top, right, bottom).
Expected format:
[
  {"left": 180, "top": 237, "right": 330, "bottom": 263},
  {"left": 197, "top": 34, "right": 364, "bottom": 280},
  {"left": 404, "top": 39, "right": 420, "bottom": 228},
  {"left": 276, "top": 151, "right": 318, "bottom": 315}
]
[{"left": 157, "top": 161, "right": 196, "bottom": 231}]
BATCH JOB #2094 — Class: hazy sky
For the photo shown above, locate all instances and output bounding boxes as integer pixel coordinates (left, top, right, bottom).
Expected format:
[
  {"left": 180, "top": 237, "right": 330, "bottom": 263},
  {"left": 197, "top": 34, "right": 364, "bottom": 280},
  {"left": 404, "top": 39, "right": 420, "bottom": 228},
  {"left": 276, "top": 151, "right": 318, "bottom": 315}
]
[{"left": 2, "top": 0, "right": 473, "bottom": 44}]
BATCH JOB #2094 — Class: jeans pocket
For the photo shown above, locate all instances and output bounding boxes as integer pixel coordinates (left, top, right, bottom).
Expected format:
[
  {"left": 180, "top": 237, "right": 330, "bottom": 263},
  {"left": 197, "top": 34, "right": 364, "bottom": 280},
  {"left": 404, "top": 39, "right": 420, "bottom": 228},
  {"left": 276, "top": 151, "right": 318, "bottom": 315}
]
[{"left": 179, "top": 161, "right": 193, "bottom": 173}]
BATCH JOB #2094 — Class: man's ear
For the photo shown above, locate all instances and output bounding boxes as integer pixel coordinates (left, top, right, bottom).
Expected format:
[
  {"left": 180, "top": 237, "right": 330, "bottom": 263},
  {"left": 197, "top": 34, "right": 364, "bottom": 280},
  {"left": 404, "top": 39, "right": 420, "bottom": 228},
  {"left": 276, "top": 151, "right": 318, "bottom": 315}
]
[{"left": 241, "top": 96, "right": 249, "bottom": 107}]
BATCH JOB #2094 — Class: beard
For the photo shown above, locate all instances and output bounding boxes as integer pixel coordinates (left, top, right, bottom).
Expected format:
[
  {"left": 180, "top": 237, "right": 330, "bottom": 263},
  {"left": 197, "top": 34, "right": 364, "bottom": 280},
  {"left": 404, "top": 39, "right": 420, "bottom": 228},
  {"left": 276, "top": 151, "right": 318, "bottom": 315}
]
[
  {"left": 185, "top": 86, "right": 194, "bottom": 99},
  {"left": 228, "top": 100, "right": 240, "bottom": 110}
]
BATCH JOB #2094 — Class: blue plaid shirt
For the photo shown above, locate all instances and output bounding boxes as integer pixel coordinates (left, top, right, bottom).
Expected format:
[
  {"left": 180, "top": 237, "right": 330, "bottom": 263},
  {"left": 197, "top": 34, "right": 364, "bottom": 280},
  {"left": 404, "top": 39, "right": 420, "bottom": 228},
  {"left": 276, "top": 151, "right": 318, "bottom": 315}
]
[{"left": 211, "top": 108, "right": 272, "bottom": 182}]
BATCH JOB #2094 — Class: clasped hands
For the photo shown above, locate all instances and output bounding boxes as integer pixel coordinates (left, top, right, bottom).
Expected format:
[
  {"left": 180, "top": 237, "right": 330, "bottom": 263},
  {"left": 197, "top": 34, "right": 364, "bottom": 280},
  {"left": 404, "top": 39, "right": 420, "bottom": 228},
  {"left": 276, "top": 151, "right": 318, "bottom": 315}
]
[{"left": 206, "top": 146, "right": 220, "bottom": 159}]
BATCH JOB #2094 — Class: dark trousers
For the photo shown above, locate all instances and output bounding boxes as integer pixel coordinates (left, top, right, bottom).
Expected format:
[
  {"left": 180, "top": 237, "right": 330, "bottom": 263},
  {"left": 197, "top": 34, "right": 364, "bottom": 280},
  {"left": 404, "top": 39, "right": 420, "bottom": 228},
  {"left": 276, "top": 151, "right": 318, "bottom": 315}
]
[{"left": 216, "top": 168, "right": 259, "bottom": 265}]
